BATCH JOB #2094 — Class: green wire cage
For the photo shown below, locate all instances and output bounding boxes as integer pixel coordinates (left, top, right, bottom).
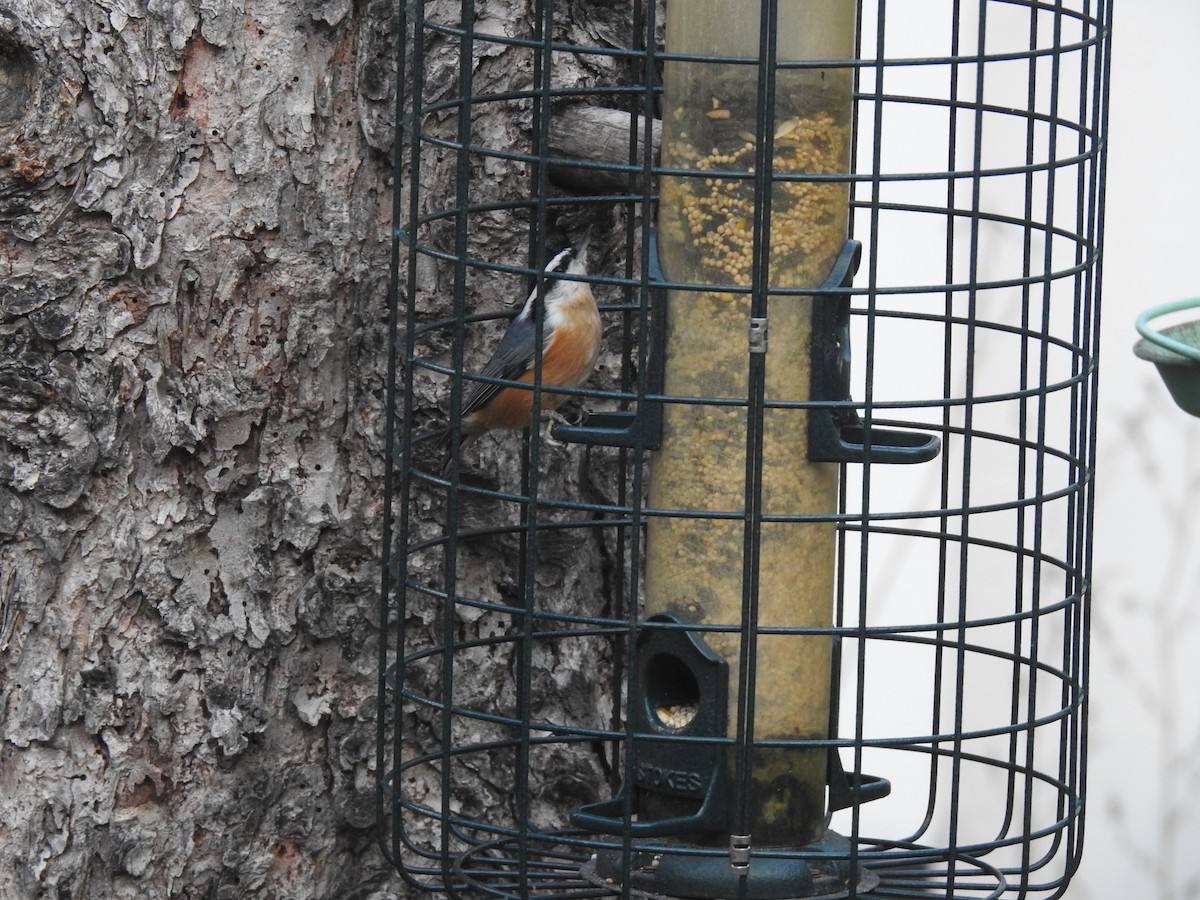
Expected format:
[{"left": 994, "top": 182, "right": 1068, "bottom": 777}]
[{"left": 379, "top": 1, "right": 1111, "bottom": 897}]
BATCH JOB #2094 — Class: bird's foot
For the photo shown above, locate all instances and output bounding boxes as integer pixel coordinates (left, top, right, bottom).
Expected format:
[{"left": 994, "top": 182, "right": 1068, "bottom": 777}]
[{"left": 542, "top": 409, "right": 584, "bottom": 448}]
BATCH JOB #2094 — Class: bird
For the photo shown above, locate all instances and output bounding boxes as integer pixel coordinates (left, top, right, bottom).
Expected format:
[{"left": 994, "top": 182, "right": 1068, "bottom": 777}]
[{"left": 438, "top": 230, "right": 602, "bottom": 473}]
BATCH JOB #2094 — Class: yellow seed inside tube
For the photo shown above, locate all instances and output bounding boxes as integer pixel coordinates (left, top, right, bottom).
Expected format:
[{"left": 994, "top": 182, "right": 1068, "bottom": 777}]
[{"left": 662, "top": 108, "right": 847, "bottom": 288}]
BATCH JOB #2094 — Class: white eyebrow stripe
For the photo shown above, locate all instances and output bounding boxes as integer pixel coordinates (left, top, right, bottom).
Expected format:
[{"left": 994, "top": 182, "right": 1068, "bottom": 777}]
[{"left": 517, "top": 247, "right": 575, "bottom": 318}]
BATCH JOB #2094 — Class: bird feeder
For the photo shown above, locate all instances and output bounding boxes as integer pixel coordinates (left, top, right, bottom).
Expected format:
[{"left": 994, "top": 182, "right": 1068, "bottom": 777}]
[
  {"left": 569, "top": 2, "right": 933, "bottom": 896},
  {"left": 380, "top": 2, "right": 1112, "bottom": 898},
  {"left": 648, "top": 2, "right": 857, "bottom": 843},
  {"left": 1134, "top": 298, "right": 1200, "bottom": 416}
]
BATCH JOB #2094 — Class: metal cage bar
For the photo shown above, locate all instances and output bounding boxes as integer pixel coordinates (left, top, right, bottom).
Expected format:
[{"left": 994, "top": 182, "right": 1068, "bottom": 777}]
[{"left": 380, "top": 1, "right": 1113, "bottom": 897}]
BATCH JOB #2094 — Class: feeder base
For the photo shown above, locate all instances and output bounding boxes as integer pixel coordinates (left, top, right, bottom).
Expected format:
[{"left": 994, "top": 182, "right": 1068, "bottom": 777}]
[{"left": 580, "top": 829, "right": 878, "bottom": 900}]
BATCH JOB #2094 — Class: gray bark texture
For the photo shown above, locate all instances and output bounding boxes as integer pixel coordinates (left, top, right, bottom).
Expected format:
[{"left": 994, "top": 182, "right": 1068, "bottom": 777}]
[
  {"left": 0, "top": 0, "right": 646, "bottom": 895},
  {"left": 0, "top": 0, "right": 402, "bottom": 896}
]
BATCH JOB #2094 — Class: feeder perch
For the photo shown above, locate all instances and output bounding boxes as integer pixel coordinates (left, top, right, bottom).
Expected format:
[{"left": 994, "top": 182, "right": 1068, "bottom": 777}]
[{"left": 1134, "top": 298, "right": 1200, "bottom": 417}]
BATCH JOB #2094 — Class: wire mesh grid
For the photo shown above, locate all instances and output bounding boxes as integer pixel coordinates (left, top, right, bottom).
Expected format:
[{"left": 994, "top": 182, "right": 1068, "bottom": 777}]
[{"left": 379, "top": 1, "right": 1112, "bottom": 898}]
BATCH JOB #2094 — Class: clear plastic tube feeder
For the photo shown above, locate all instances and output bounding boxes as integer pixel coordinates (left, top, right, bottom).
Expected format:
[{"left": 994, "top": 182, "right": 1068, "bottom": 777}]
[{"left": 647, "top": 0, "right": 856, "bottom": 852}]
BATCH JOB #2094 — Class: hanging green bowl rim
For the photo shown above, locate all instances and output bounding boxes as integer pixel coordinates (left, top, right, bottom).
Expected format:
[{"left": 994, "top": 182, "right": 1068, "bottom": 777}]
[{"left": 1135, "top": 297, "right": 1200, "bottom": 364}]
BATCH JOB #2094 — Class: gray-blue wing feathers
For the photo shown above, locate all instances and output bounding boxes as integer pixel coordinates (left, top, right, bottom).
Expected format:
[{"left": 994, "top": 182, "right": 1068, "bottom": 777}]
[{"left": 458, "top": 315, "right": 538, "bottom": 419}]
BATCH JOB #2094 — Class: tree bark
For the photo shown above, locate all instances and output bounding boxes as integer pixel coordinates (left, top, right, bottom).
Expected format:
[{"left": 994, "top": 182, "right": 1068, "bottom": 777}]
[
  {"left": 1, "top": 0, "right": 648, "bottom": 894},
  {"left": 1, "top": 0, "right": 404, "bottom": 896},
  {"left": 548, "top": 105, "right": 661, "bottom": 192}
]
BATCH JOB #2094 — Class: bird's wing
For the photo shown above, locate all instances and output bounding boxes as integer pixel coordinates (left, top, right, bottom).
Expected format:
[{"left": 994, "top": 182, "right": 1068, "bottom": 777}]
[
  {"left": 457, "top": 244, "right": 575, "bottom": 418},
  {"left": 458, "top": 314, "right": 539, "bottom": 419}
]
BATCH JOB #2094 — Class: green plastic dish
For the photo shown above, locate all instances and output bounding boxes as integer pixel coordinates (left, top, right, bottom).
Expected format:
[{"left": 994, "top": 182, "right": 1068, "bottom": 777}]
[{"left": 1134, "top": 298, "right": 1200, "bottom": 417}]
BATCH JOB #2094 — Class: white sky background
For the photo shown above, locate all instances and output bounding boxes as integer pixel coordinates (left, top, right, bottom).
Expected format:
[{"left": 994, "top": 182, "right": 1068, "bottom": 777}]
[
  {"left": 823, "top": 3, "right": 1200, "bottom": 896},
  {"left": 1079, "top": 2, "right": 1200, "bottom": 898}
]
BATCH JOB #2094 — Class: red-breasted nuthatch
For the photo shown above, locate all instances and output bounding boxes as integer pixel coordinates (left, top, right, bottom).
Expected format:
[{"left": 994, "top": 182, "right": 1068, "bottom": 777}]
[{"left": 440, "top": 230, "right": 602, "bottom": 472}]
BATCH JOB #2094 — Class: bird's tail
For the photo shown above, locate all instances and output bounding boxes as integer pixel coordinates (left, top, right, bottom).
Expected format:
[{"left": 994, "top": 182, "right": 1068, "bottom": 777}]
[{"left": 408, "top": 425, "right": 465, "bottom": 476}]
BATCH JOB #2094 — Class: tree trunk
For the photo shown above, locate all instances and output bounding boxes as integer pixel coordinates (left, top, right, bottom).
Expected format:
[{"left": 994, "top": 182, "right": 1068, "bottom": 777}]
[
  {"left": 0, "top": 0, "right": 642, "bottom": 895},
  {"left": 1, "top": 0, "right": 404, "bottom": 896}
]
